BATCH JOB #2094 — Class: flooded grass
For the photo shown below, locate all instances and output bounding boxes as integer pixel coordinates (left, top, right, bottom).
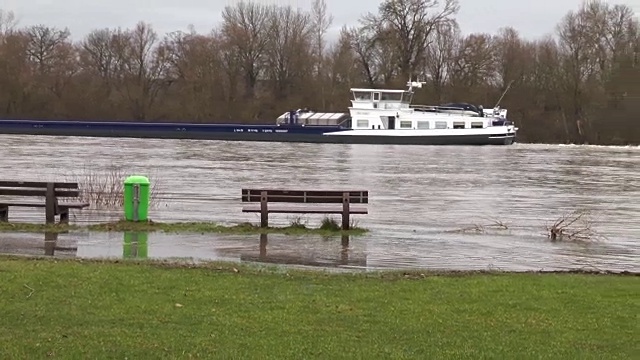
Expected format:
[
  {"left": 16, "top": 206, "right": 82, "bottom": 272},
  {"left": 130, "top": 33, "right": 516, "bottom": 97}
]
[
  {"left": 0, "top": 256, "right": 636, "bottom": 359},
  {"left": 0, "top": 220, "right": 368, "bottom": 236}
]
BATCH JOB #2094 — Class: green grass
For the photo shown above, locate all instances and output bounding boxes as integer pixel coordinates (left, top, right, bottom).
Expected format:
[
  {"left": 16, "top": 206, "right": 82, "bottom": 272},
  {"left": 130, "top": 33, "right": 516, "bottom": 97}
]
[
  {"left": 0, "top": 219, "right": 368, "bottom": 236},
  {"left": 0, "top": 256, "right": 637, "bottom": 359}
]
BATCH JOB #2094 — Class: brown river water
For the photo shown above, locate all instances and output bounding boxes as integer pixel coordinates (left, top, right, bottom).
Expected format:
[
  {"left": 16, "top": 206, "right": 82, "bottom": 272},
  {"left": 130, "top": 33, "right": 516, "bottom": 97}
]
[{"left": 0, "top": 134, "right": 638, "bottom": 272}]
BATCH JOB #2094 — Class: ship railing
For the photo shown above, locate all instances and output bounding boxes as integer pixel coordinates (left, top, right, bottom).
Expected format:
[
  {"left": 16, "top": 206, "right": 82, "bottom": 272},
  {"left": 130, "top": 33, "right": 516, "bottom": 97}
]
[
  {"left": 410, "top": 105, "right": 439, "bottom": 112},
  {"left": 411, "top": 105, "right": 485, "bottom": 117},
  {"left": 275, "top": 116, "right": 351, "bottom": 127}
]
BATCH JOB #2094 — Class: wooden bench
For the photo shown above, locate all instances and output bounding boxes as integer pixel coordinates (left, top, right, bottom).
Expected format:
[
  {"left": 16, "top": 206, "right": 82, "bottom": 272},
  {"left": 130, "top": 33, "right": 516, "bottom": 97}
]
[
  {"left": 241, "top": 189, "right": 368, "bottom": 230},
  {"left": 0, "top": 181, "right": 90, "bottom": 224}
]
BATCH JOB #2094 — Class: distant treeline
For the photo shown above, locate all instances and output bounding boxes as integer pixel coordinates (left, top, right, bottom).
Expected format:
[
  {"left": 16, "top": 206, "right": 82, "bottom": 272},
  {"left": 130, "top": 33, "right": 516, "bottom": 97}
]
[{"left": 0, "top": 0, "right": 638, "bottom": 145}]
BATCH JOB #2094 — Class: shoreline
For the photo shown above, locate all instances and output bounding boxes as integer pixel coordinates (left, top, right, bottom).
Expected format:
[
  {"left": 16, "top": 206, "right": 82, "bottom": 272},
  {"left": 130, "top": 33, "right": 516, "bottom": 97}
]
[
  {"left": 0, "top": 220, "right": 369, "bottom": 236},
  {"left": 1, "top": 254, "right": 637, "bottom": 276}
]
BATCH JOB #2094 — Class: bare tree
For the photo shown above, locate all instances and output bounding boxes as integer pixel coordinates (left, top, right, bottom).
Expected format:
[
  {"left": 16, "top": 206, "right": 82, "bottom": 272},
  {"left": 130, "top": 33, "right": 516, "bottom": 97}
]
[
  {"left": 0, "top": 30, "right": 29, "bottom": 115},
  {"left": 311, "top": 0, "right": 333, "bottom": 62},
  {"left": 119, "top": 22, "right": 171, "bottom": 120},
  {"left": 493, "top": 27, "right": 530, "bottom": 88},
  {"left": 349, "top": 25, "right": 399, "bottom": 87},
  {"left": 23, "top": 25, "right": 77, "bottom": 109},
  {"left": 310, "top": 0, "right": 334, "bottom": 108},
  {"left": 555, "top": 1, "right": 637, "bottom": 137},
  {"left": 80, "top": 28, "right": 131, "bottom": 84},
  {"left": 217, "top": 29, "right": 244, "bottom": 112},
  {"left": 25, "top": 25, "right": 71, "bottom": 73},
  {"left": 424, "top": 21, "right": 460, "bottom": 102},
  {"left": 221, "top": 2, "right": 272, "bottom": 99},
  {"left": 0, "top": 10, "right": 18, "bottom": 38},
  {"left": 360, "top": 0, "right": 460, "bottom": 80},
  {"left": 161, "top": 30, "right": 227, "bottom": 121},
  {"left": 449, "top": 33, "right": 496, "bottom": 101},
  {"left": 328, "top": 27, "right": 362, "bottom": 86},
  {"left": 264, "top": 6, "right": 313, "bottom": 100}
]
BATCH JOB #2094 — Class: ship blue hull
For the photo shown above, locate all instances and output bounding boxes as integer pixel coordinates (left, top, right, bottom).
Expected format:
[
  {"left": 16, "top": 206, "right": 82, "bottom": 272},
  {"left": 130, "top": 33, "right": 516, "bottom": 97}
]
[{"left": 0, "top": 119, "right": 515, "bottom": 145}]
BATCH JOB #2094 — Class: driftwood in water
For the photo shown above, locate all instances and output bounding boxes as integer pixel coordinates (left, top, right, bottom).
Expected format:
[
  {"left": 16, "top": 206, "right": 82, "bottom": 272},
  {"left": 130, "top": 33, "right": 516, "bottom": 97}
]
[{"left": 546, "top": 210, "right": 606, "bottom": 242}]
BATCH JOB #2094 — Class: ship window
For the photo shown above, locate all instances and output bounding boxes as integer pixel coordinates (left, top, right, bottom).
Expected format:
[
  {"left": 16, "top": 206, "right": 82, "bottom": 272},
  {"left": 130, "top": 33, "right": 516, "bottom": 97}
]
[
  {"left": 453, "top": 121, "right": 466, "bottom": 129},
  {"left": 435, "top": 121, "right": 447, "bottom": 129},
  {"left": 471, "top": 121, "right": 484, "bottom": 129},
  {"left": 373, "top": 92, "right": 380, "bottom": 101},
  {"left": 400, "top": 120, "right": 412, "bottom": 129},
  {"left": 353, "top": 91, "right": 371, "bottom": 101},
  {"left": 381, "top": 92, "right": 402, "bottom": 101},
  {"left": 417, "top": 121, "right": 430, "bottom": 129},
  {"left": 401, "top": 91, "right": 414, "bottom": 103},
  {"left": 356, "top": 119, "right": 369, "bottom": 128}
]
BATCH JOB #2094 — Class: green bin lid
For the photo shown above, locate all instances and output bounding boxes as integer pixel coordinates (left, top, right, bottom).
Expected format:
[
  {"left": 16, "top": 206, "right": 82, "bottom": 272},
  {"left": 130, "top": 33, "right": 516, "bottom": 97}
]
[{"left": 124, "top": 175, "right": 150, "bottom": 185}]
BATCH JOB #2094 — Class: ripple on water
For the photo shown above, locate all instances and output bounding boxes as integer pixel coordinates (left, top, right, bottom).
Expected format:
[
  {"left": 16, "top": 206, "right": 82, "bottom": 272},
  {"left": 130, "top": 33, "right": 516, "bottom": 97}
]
[{"left": 0, "top": 135, "right": 638, "bottom": 272}]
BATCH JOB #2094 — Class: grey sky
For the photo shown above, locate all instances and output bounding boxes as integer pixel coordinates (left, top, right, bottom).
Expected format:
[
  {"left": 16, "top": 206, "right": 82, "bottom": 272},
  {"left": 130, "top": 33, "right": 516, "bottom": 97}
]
[{"left": 1, "top": 0, "right": 639, "bottom": 42}]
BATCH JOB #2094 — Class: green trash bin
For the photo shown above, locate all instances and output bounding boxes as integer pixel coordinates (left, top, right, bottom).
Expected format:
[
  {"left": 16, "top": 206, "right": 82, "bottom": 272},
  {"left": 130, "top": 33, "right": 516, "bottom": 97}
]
[{"left": 123, "top": 175, "right": 150, "bottom": 222}]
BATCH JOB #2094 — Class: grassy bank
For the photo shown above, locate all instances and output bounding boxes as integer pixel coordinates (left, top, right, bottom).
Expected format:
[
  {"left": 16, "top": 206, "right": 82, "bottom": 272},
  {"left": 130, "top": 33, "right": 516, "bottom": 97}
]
[
  {"left": 0, "top": 257, "right": 637, "bottom": 359},
  {"left": 0, "top": 219, "right": 368, "bottom": 236}
]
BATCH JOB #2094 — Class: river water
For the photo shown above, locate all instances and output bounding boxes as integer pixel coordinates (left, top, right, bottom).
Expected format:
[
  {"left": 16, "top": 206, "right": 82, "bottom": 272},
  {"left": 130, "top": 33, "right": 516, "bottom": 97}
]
[{"left": 0, "top": 134, "right": 638, "bottom": 272}]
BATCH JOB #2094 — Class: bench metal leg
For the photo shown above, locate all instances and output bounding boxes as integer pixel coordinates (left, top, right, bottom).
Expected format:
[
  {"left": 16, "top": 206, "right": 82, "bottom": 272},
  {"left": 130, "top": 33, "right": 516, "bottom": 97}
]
[
  {"left": 59, "top": 209, "right": 69, "bottom": 224},
  {"left": 342, "top": 192, "right": 350, "bottom": 230},
  {"left": 260, "top": 191, "right": 268, "bottom": 228},
  {"left": 45, "top": 182, "right": 56, "bottom": 224},
  {"left": 0, "top": 206, "right": 7, "bottom": 222}
]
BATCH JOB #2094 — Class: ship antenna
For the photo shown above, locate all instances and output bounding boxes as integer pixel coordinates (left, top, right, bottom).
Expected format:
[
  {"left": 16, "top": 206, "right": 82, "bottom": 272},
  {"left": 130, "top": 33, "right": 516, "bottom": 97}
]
[
  {"left": 406, "top": 76, "right": 426, "bottom": 92},
  {"left": 494, "top": 80, "right": 514, "bottom": 109}
]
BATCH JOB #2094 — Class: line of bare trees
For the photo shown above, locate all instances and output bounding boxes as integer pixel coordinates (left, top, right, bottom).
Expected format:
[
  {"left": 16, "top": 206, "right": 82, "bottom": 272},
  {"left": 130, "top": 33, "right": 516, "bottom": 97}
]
[{"left": 0, "top": 0, "right": 638, "bottom": 145}]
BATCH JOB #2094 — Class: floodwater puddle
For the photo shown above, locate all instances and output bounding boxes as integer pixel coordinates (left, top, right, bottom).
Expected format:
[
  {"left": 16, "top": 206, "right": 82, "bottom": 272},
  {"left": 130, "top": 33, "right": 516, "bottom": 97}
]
[
  {"left": 0, "top": 229, "right": 636, "bottom": 273},
  {"left": 0, "top": 231, "right": 368, "bottom": 270}
]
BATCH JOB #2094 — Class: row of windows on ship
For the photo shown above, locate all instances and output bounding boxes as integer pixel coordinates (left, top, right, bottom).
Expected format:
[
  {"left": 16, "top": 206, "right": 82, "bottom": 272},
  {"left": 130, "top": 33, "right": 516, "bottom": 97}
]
[{"left": 354, "top": 119, "right": 486, "bottom": 130}]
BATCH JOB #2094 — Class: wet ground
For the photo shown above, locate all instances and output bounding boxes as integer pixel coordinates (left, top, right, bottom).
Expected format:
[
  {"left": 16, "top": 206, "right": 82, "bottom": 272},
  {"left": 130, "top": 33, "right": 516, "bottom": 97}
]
[{"left": 0, "top": 228, "right": 636, "bottom": 272}]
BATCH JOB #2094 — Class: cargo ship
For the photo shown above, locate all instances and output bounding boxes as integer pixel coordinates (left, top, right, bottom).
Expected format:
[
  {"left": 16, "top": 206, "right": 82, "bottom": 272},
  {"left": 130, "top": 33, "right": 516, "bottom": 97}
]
[{"left": 0, "top": 80, "right": 518, "bottom": 145}]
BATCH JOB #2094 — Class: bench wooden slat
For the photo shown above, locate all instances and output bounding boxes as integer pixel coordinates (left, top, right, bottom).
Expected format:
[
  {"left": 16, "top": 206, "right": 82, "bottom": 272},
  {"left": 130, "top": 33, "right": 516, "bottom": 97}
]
[
  {"left": 243, "top": 195, "right": 367, "bottom": 204},
  {"left": 241, "top": 189, "right": 368, "bottom": 204},
  {"left": 0, "top": 201, "right": 89, "bottom": 208},
  {"left": 242, "top": 205, "right": 368, "bottom": 214},
  {"left": 59, "top": 202, "right": 91, "bottom": 209},
  {"left": 240, "top": 188, "right": 368, "bottom": 230},
  {"left": 0, "top": 181, "right": 79, "bottom": 189},
  {"left": 0, "top": 201, "right": 47, "bottom": 207},
  {"left": 0, "top": 189, "right": 80, "bottom": 197},
  {"left": 1, "top": 180, "right": 89, "bottom": 224}
]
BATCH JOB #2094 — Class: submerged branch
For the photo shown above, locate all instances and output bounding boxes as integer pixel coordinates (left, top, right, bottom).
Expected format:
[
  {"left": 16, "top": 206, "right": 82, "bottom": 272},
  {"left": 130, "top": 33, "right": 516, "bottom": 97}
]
[{"left": 546, "top": 209, "right": 607, "bottom": 242}]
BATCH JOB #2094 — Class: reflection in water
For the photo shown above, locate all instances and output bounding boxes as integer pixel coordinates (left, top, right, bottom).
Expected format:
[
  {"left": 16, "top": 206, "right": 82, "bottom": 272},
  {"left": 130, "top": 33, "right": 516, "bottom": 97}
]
[
  {"left": 44, "top": 232, "right": 57, "bottom": 256},
  {"left": 123, "top": 232, "right": 148, "bottom": 259},
  {"left": 0, "top": 228, "right": 636, "bottom": 272},
  {"left": 239, "top": 233, "right": 365, "bottom": 268},
  {"left": 43, "top": 232, "right": 77, "bottom": 257},
  {"left": 64, "top": 232, "right": 368, "bottom": 269}
]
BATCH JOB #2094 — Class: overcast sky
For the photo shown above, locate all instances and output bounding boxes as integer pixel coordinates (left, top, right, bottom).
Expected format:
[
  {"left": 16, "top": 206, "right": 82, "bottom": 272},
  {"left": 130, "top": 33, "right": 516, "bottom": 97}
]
[{"left": 1, "top": 0, "right": 639, "bottom": 42}]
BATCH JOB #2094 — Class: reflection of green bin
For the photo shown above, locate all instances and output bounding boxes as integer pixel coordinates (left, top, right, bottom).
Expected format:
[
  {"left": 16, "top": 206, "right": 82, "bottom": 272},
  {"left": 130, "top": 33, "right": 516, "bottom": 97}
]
[
  {"left": 124, "top": 175, "right": 150, "bottom": 222},
  {"left": 123, "top": 232, "right": 148, "bottom": 259}
]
